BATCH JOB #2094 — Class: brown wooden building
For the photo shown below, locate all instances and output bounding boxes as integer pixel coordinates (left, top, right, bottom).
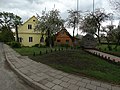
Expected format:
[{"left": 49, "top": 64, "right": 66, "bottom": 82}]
[{"left": 55, "top": 27, "right": 80, "bottom": 46}]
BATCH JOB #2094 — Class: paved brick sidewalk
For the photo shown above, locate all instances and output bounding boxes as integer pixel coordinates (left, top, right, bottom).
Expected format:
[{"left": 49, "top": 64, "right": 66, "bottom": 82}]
[
  {"left": 4, "top": 45, "right": 120, "bottom": 90},
  {"left": 86, "top": 49, "right": 120, "bottom": 63}
]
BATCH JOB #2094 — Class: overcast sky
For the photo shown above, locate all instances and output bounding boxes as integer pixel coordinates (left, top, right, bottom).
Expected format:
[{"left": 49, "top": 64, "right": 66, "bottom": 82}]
[
  {"left": 0, "top": 0, "right": 114, "bottom": 21},
  {"left": 0, "top": 0, "right": 118, "bottom": 35}
]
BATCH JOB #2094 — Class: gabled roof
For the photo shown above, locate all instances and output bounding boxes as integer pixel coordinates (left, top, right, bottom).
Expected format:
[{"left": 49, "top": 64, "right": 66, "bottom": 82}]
[
  {"left": 56, "top": 27, "right": 73, "bottom": 39},
  {"left": 22, "top": 16, "right": 37, "bottom": 25},
  {"left": 56, "top": 27, "right": 80, "bottom": 40}
]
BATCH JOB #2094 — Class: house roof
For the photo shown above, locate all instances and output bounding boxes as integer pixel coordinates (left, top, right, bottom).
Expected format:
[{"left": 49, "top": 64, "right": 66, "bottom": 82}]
[
  {"left": 22, "top": 16, "right": 37, "bottom": 25},
  {"left": 56, "top": 27, "right": 73, "bottom": 39},
  {"left": 56, "top": 27, "right": 80, "bottom": 40}
]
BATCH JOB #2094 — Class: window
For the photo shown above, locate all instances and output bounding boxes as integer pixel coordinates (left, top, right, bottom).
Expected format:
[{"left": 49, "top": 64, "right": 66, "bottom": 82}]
[
  {"left": 33, "top": 20, "right": 35, "bottom": 22},
  {"left": 66, "top": 40, "right": 69, "bottom": 44},
  {"left": 28, "top": 24, "right": 32, "bottom": 29},
  {"left": 19, "top": 37, "right": 22, "bottom": 42},
  {"left": 57, "top": 40, "right": 60, "bottom": 42},
  {"left": 29, "top": 37, "right": 33, "bottom": 42}
]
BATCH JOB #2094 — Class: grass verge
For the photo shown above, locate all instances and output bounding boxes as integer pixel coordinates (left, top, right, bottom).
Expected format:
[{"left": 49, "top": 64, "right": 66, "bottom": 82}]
[{"left": 97, "top": 44, "right": 120, "bottom": 57}]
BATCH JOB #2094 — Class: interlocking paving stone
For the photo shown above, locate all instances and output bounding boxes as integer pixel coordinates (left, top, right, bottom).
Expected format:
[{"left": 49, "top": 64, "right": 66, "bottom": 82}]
[
  {"left": 38, "top": 79, "right": 49, "bottom": 85},
  {"left": 101, "top": 83, "right": 112, "bottom": 89},
  {"left": 86, "top": 84, "right": 97, "bottom": 90},
  {"left": 48, "top": 72, "right": 57, "bottom": 77},
  {"left": 42, "top": 68, "right": 50, "bottom": 73},
  {"left": 112, "top": 86, "right": 120, "bottom": 90},
  {"left": 41, "top": 74, "right": 50, "bottom": 79},
  {"left": 82, "top": 79, "right": 91, "bottom": 84},
  {"left": 62, "top": 87, "right": 69, "bottom": 90},
  {"left": 14, "top": 63, "right": 23, "bottom": 68},
  {"left": 60, "top": 81, "right": 70, "bottom": 88},
  {"left": 29, "top": 75, "right": 43, "bottom": 82},
  {"left": 76, "top": 81, "right": 87, "bottom": 87},
  {"left": 91, "top": 81, "right": 101, "bottom": 86},
  {"left": 68, "top": 84, "right": 79, "bottom": 90},
  {"left": 37, "top": 72, "right": 46, "bottom": 77},
  {"left": 29, "top": 68, "right": 39, "bottom": 73},
  {"left": 68, "top": 79, "right": 78, "bottom": 84},
  {"left": 60, "top": 73, "right": 69, "bottom": 76},
  {"left": 97, "top": 86, "right": 108, "bottom": 90},
  {"left": 45, "top": 82, "right": 55, "bottom": 88},
  {"left": 52, "top": 79, "right": 62, "bottom": 84},
  {"left": 73, "top": 77, "right": 83, "bottom": 81},
  {"left": 22, "top": 70, "right": 34, "bottom": 76},
  {"left": 19, "top": 68, "right": 30, "bottom": 74},
  {"left": 54, "top": 75, "right": 64, "bottom": 79},
  {"left": 45, "top": 76, "right": 55, "bottom": 82},
  {"left": 79, "top": 87, "right": 89, "bottom": 90},
  {"left": 67, "top": 75, "right": 76, "bottom": 79},
  {"left": 61, "top": 77, "right": 70, "bottom": 82},
  {"left": 19, "top": 63, "right": 28, "bottom": 67},
  {"left": 54, "top": 71, "right": 63, "bottom": 75},
  {"left": 49, "top": 69, "right": 58, "bottom": 73},
  {"left": 52, "top": 85, "right": 63, "bottom": 90}
]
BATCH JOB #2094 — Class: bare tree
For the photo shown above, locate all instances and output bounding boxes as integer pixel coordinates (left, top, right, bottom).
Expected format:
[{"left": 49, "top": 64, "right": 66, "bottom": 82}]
[
  {"left": 80, "top": 8, "right": 109, "bottom": 44},
  {"left": 66, "top": 10, "right": 82, "bottom": 41},
  {"left": 109, "top": 0, "right": 120, "bottom": 13},
  {"left": 101, "top": 25, "right": 115, "bottom": 50}
]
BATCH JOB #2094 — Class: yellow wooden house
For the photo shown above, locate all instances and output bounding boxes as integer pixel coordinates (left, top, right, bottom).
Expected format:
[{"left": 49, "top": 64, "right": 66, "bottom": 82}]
[{"left": 17, "top": 16, "right": 45, "bottom": 47}]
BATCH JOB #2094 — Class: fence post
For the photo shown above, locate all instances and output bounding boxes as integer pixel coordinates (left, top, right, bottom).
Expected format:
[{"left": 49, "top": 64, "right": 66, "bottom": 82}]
[
  {"left": 39, "top": 51, "right": 42, "bottom": 55},
  {"left": 33, "top": 52, "right": 35, "bottom": 56},
  {"left": 46, "top": 50, "right": 48, "bottom": 54}
]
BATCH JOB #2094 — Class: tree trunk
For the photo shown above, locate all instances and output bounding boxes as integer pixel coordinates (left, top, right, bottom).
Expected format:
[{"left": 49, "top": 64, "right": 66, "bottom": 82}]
[
  {"left": 114, "top": 39, "right": 120, "bottom": 50},
  {"left": 97, "top": 23, "right": 101, "bottom": 44},
  {"left": 97, "top": 36, "right": 101, "bottom": 44},
  {"left": 73, "top": 26, "right": 75, "bottom": 40},
  {"left": 95, "top": 34, "right": 101, "bottom": 44},
  {"left": 72, "top": 17, "right": 76, "bottom": 43},
  {"left": 48, "top": 29, "right": 52, "bottom": 48},
  {"left": 72, "top": 26, "right": 75, "bottom": 47},
  {"left": 15, "top": 24, "right": 19, "bottom": 42},
  {"left": 105, "top": 37, "right": 112, "bottom": 51}
]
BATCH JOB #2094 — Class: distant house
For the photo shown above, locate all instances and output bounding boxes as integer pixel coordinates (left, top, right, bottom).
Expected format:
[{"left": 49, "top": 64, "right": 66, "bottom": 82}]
[
  {"left": 16, "top": 16, "right": 45, "bottom": 47},
  {"left": 55, "top": 27, "right": 80, "bottom": 46},
  {"left": 81, "top": 33, "right": 97, "bottom": 48}
]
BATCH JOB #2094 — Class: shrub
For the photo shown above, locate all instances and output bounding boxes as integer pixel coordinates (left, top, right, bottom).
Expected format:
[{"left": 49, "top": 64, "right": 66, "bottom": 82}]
[
  {"left": 0, "top": 27, "right": 15, "bottom": 42},
  {"left": 60, "top": 44, "right": 69, "bottom": 47},
  {"left": 32, "top": 44, "right": 39, "bottom": 47},
  {"left": 107, "top": 45, "right": 112, "bottom": 51},
  {"left": 7, "top": 41, "right": 21, "bottom": 48},
  {"left": 38, "top": 44, "right": 47, "bottom": 48}
]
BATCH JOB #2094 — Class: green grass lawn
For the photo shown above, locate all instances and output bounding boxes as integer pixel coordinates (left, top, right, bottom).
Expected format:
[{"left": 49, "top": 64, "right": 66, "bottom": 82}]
[
  {"left": 14, "top": 47, "right": 66, "bottom": 56},
  {"left": 14, "top": 47, "right": 120, "bottom": 84},
  {"left": 97, "top": 44, "right": 120, "bottom": 57}
]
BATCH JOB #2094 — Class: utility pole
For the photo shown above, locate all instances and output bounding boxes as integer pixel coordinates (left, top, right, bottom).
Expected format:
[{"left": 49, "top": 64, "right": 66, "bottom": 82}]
[
  {"left": 93, "top": 0, "right": 95, "bottom": 14},
  {"left": 53, "top": 4, "right": 55, "bottom": 10},
  {"left": 77, "top": 0, "right": 78, "bottom": 12},
  {"left": 77, "top": 0, "right": 79, "bottom": 35}
]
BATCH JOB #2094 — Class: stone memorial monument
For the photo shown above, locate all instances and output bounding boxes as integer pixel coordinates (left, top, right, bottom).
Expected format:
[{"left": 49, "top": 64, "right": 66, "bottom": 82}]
[{"left": 81, "top": 33, "right": 97, "bottom": 49}]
